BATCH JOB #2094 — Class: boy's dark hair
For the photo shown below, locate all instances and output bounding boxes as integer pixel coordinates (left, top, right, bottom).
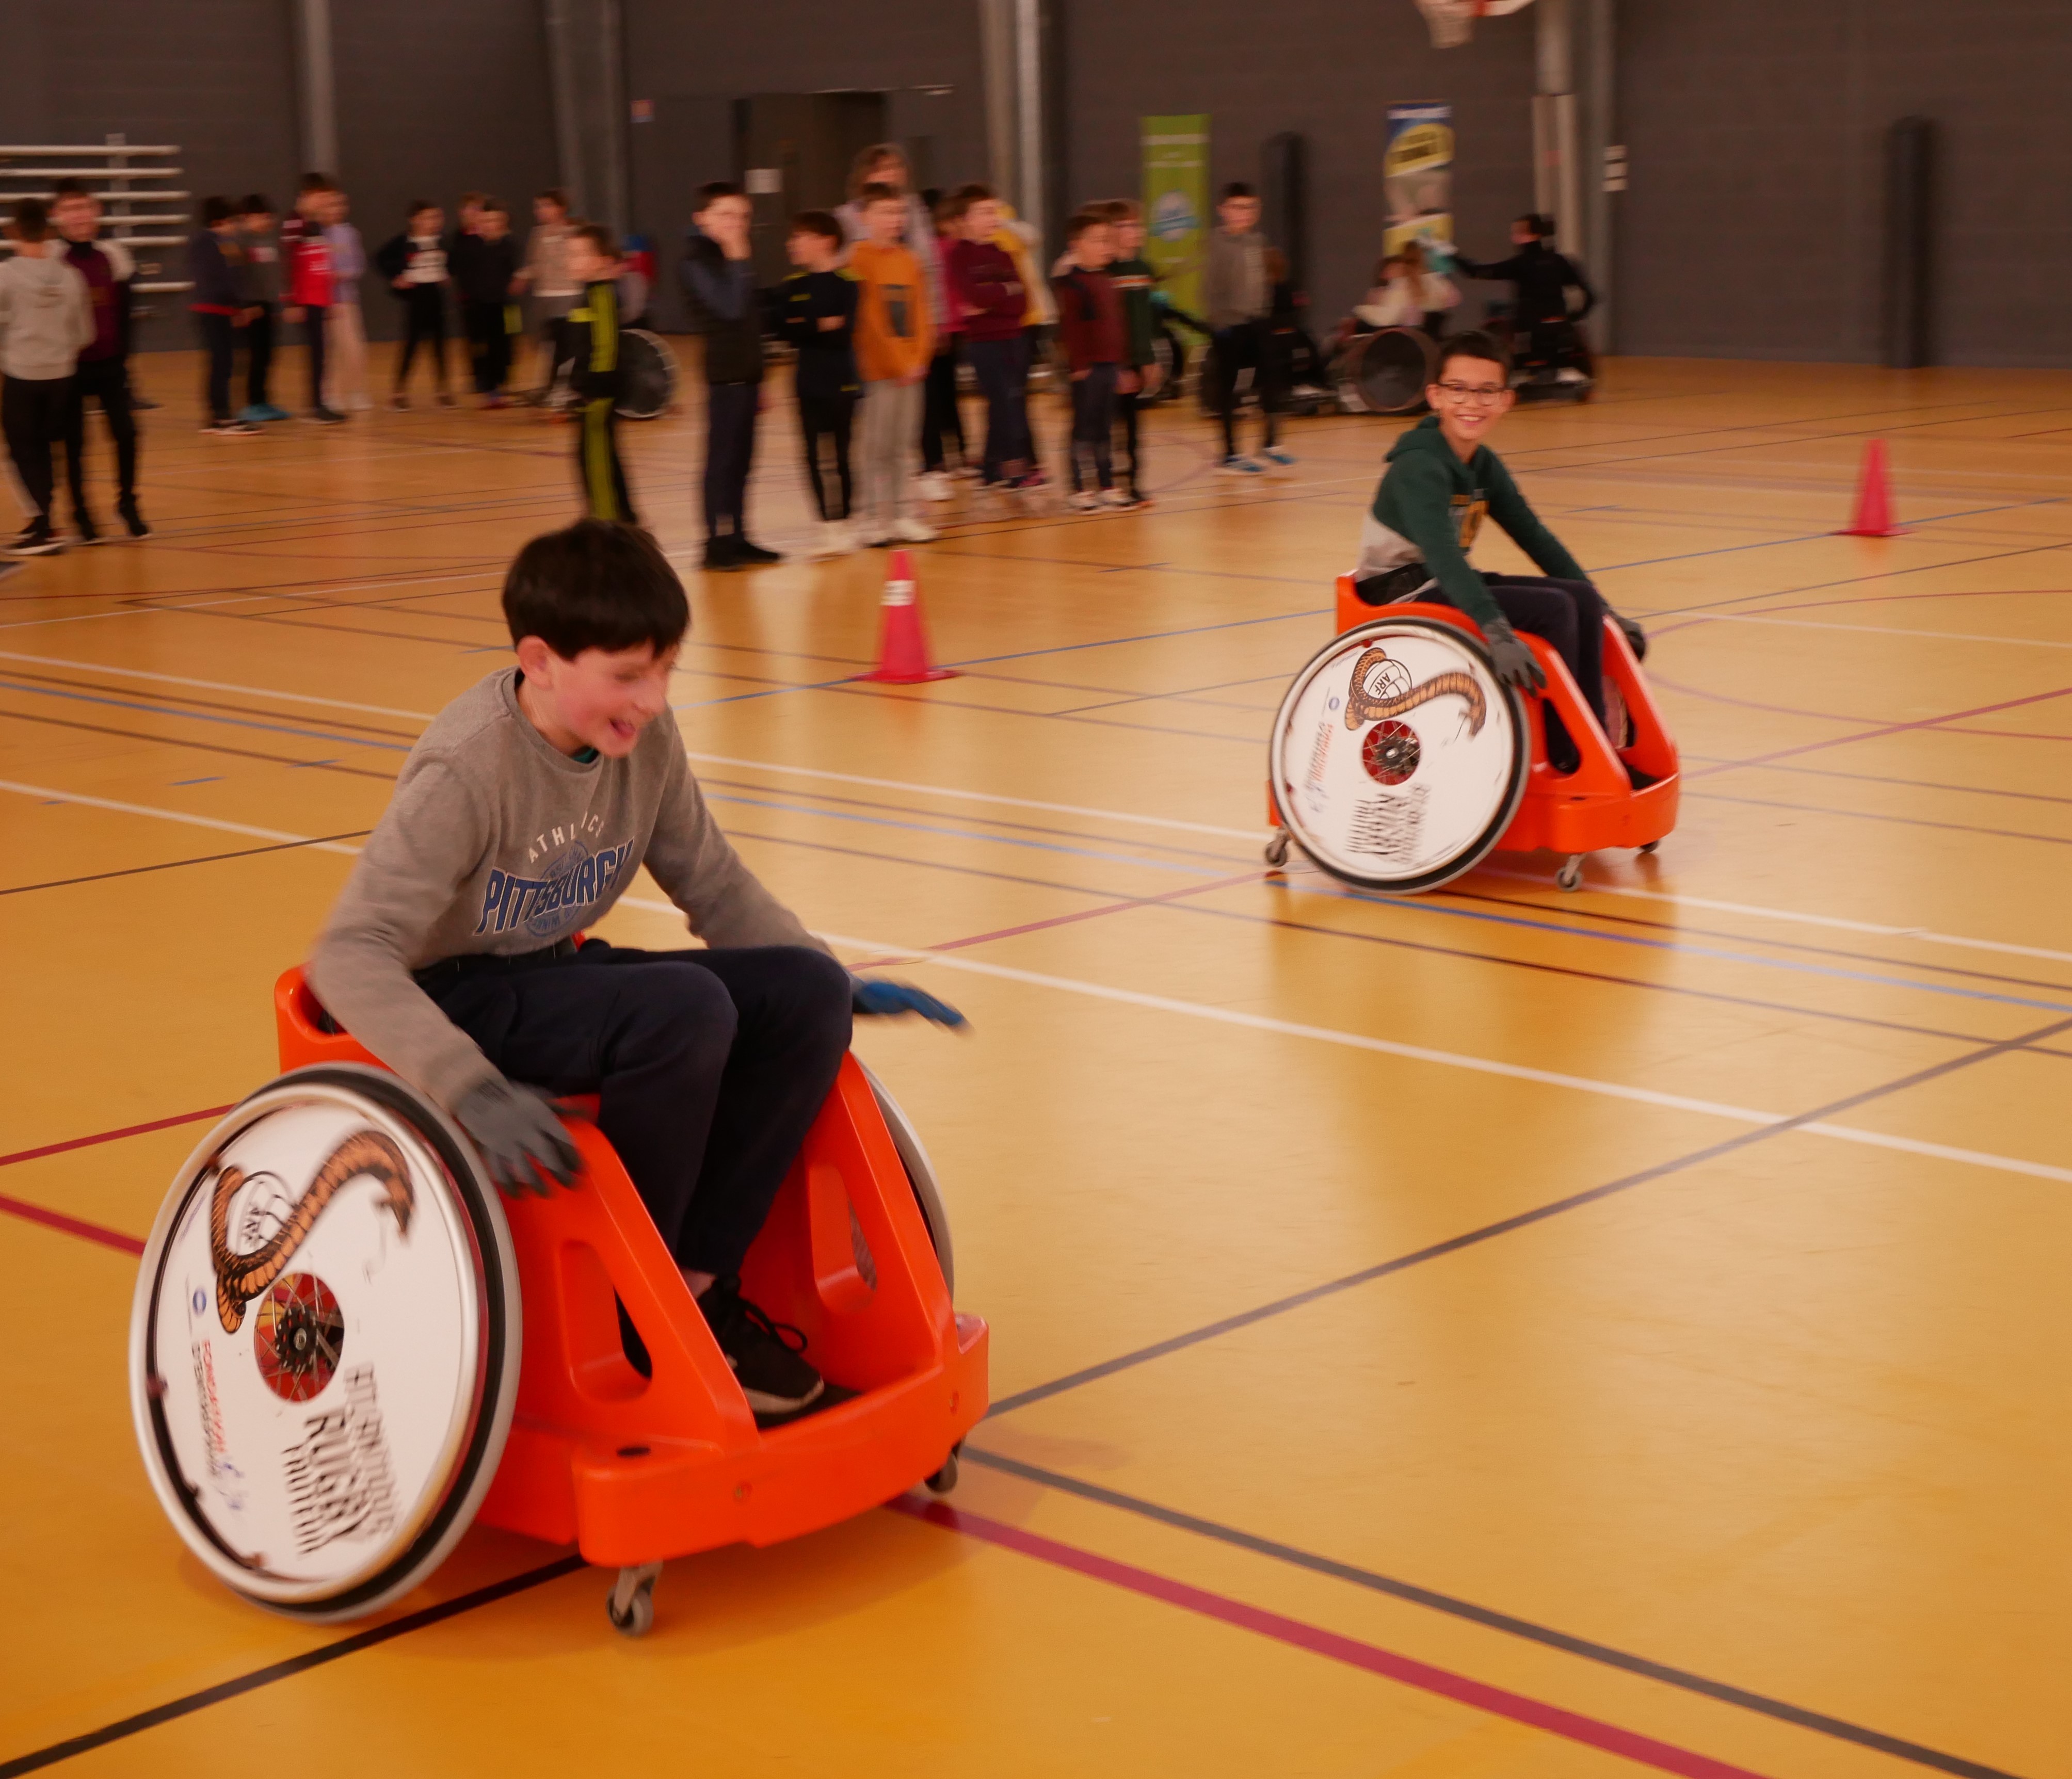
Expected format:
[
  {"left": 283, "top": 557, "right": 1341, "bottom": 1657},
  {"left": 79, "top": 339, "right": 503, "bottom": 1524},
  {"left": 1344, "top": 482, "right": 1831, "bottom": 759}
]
[
  {"left": 858, "top": 182, "right": 903, "bottom": 208},
  {"left": 696, "top": 181, "right": 745, "bottom": 209},
  {"left": 50, "top": 178, "right": 91, "bottom": 203},
  {"left": 537, "top": 187, "right": 569, "bottom": 209},
  {"left": 1065, "top": 208, "right": 1108, "bottom": 244},
  {"left": 570, "top": 221, "right": 618, "bottom": 259},
  {"left": 1220, "top": 182, "right": 1256, "bottom": 202},
  {"left": 200, "top": 195, "right": 237, "bottom": 228},
  {"left": 407, "top": 198, "right": 440, "bottom": 220},
  {"left": 1096, "top": 198, "right": 1138, "bottom": 222},
  {"left": 1434, "top": 329, "right": 1512, "bottom": 379},
  {"left": 503, "top": 521, "right": 689, "bottom": 657},
  {"left": 789, "top": 209, "right": 843, "bottom": 246},
  {"left": 240, "top": 194, "right": 272, "bottom": 217},
  {"left": 479, "top": 200, "right": 509, "bottom": 219},
  {"left": 299, "top": 171, "right": 334, "bottom": 194},
  {"left": 1517, "top": 212, "right": 1554, "bottom": 239},
  {"left": 460, "top": 190, "right": 488, "bottom": 208},
  {"left": 11, "top": 198, "right": 51, "bottom": 242},
  {"left": 941, "top": 182, "right": 994, "bottom": 223}
]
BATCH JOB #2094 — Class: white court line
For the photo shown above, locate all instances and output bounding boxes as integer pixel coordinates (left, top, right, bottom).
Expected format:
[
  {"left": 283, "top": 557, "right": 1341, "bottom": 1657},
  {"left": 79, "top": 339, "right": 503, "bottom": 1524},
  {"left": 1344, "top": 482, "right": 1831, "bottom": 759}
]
[
  {"left": 0, "top": 785, "right": 2059, "bottom": 1187},
  {"left": 1481, "top": 868, "right": 2072, "bottom": 969},
  {"left": 0, "top": 780, "right": 363, "bottom": 855},
  {"left": 4, "top": 647, "right": 2067, "bottom": 971},
  {"left": 1677, "top": 612, "right": 2072, "bottom": 652},
  {"left": 0, "top": 650, "right": 438, "bottom": 720},
  {"left": 682, "top": 752, "right": 1261, "bottom": 840}
]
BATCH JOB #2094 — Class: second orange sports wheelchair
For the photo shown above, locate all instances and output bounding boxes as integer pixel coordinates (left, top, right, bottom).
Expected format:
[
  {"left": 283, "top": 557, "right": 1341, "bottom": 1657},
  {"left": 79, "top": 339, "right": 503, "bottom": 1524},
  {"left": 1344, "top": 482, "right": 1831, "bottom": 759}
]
[
  {"left": 127, "top": 967, "right": 987, "bottom": 1637},
  {"left": 1264, "top": 574, "right": 1678, "bottom": 893}
]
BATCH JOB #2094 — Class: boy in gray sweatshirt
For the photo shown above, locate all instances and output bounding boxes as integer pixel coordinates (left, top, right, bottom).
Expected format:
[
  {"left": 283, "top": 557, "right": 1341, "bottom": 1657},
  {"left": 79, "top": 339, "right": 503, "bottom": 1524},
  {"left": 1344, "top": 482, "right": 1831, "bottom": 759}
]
[
  {"left": 308, "top": 520, "right": 965, "bottom": 1416},
  {"left": 1, "top": 199, "right": 94, "bottom": 556},
  {"left": 1200, "top": 183, "right": 1293, "bottom": 476}
]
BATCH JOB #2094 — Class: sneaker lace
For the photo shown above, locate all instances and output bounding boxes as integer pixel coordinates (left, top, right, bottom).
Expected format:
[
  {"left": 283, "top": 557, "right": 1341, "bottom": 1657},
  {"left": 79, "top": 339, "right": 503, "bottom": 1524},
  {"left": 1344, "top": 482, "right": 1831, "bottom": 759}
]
[{"left": 706, "top": 1276, "right": 809, "bottom": 1355}]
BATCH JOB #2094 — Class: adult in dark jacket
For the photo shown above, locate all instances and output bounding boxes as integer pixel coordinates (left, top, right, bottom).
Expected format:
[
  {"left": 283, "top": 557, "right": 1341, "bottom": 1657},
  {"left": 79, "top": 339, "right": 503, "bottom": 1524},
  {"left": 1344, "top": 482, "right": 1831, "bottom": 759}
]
[
  {"left": 1455, "top": 215, "right": 1595, "bottom": 376},
  {"left": 679, "top": 183, "right": 775, "bottom": 570}
]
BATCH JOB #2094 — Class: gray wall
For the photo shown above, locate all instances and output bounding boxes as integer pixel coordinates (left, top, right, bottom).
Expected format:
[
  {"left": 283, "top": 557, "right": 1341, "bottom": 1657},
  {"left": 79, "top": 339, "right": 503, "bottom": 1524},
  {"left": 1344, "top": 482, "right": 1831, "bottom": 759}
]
[
  {"left": 1061, "top": 0, "right": 1542, "bottom": 330},
  {"left": 332, "top": 0, "right": 560, "bottom": 341},
  {"left": 1616, "top": 0, "right": 2072, "bottom": 366},
  {"left": 620, "top": 0, "right": 989, "bottom": 329},
  {"left": 0, "top": 0, "right": 557, "bottom": 346}
]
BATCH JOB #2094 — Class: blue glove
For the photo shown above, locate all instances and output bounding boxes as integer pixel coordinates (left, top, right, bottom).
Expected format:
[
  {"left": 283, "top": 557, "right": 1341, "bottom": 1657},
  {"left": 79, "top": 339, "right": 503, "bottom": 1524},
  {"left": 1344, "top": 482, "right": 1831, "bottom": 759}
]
[{"left": 852, "top": 977, "right": 968, "bottom": 1028}]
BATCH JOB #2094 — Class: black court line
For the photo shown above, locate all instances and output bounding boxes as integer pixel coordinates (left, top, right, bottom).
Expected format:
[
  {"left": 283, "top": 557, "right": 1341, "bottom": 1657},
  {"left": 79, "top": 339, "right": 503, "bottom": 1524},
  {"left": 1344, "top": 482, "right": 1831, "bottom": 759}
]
[
  {"left": 987, "top": 1007, "right": 2072, "bottom": 1418},
  {"left": 0, "top": 707, "right": 396, "bottom": 782},
  {"left": 0, "top": 833, "right": 372, "bottom": 898},
  {"left": 962, "top": 1450, "right": 2027, "bottom": 1779},
  {"left": 0, "top": 1556, "right": 586, "bottom": 1776}
]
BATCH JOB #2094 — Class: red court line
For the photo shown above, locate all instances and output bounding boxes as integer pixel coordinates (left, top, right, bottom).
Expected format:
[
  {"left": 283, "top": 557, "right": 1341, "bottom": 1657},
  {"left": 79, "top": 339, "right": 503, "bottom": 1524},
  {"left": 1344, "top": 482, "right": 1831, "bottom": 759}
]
[
  {"left": 1685, "top": 683, "right": 2072, "bottom": 780},
  {"left": 0, "top": 1104, "right": 232, "bottom": 1256},
  {"left": 891, "top": 1498, "right": 1777, "bottom": 1779}
]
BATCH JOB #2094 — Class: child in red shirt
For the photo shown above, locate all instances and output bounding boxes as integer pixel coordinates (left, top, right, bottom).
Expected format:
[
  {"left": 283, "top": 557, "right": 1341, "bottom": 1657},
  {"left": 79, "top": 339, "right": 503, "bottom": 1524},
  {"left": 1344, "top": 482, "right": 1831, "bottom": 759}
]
[
  {"left": 941, "top": 184, "right": 1033, "bottom": 490},
  {"left": 280, "top": 175, "right": 344, "bottom": 425},
  {"left": 1052, "top": 209, "right": 1127, "bottom": 510}
]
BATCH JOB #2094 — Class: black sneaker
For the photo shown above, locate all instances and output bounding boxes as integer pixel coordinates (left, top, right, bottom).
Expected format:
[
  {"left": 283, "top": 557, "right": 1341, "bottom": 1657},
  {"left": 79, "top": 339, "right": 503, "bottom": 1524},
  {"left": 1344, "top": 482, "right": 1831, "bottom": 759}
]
[
  {"left": 118, "top": 497, "right": 151, "bottom": 540},
  {"left": 73, "top": 513, "right": 102, "bottom": 546},
  {"left": 308, "top": 405, "right": 347, "bottom": 426},
  {"left": 696, "top": 1276, "right": 823, "bottom": 1416},
  {"left": 734, "top": 537, "right": 782, "bottom": 564},
  {"left": 6, "top": 525, "right": 62, "bottom": 558},
  {"left": 701, "top": 535, "right": 746, "bottom": 572}
]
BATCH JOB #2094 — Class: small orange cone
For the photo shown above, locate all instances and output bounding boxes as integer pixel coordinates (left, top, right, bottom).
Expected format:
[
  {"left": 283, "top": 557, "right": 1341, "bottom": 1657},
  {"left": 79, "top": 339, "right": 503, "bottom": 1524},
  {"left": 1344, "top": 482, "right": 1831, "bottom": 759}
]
[
  {"left": 858, "top": 549, "right": 956, "bottom": 684},
  {"left": 1837, "top": 439, "right": 1906, "bottom": 537}
]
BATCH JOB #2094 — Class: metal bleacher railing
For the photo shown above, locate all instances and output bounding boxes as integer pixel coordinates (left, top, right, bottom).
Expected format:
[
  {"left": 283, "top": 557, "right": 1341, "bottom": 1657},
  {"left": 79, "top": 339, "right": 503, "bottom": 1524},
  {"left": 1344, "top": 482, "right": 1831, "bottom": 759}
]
[{"left": 0, "top": 136, "right": 192, "bottom": 313}]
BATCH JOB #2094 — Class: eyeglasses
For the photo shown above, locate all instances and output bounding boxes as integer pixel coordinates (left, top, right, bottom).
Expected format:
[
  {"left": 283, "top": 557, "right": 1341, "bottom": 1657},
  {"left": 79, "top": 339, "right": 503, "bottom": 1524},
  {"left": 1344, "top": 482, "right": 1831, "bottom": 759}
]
[{"left": 1433, "top": 381, "right": 1508, "bottom": 405}]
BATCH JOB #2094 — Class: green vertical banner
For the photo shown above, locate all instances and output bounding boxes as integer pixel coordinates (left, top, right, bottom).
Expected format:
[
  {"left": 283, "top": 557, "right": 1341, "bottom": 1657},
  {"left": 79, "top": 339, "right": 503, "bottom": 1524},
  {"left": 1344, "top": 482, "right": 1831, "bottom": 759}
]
[{"left": 1142, "top": 115, "right": 1209, "bottom": 316}]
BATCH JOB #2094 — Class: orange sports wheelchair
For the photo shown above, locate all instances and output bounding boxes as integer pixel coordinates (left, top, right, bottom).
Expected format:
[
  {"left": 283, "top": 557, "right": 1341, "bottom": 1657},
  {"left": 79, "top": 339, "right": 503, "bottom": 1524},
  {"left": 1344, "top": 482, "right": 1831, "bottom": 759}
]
[
  {"left": 1264, "top": 574, "right": 1678, "bottom": 893},
  {"left": 128, "top": 968, "right": 987, "bottom": 1637}
]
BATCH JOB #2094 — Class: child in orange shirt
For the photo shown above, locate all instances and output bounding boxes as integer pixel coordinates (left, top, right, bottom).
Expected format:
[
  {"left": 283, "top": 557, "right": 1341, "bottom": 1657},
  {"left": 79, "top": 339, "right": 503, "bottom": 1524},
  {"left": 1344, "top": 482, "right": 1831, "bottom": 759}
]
[{"left": 848, "top": 184, "right": 937, "bottom": 545}]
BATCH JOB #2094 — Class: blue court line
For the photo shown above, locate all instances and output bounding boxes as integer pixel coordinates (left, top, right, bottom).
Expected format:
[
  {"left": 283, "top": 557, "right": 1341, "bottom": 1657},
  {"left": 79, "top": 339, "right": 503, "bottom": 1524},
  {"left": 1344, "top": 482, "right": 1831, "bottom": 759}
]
[
  {"left": 703, "top": 791, "right": 1227, "bottom": 878},
  {"left": 1298, "top": 879, "right": 2072, "bottom": 1015},
  {"left": 708, "top": 784, "right": 2072, "bottom": 1016},
  {"left": 0, "top": 677, "right": 414, "bottom": 753}
]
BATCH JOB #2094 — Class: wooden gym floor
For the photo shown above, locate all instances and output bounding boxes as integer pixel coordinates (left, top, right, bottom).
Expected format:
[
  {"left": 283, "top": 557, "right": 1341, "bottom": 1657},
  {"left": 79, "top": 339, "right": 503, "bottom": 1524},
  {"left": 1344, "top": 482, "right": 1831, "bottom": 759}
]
[{"left": 2, "top": 347, "right": 2068, "bottom": 1778}]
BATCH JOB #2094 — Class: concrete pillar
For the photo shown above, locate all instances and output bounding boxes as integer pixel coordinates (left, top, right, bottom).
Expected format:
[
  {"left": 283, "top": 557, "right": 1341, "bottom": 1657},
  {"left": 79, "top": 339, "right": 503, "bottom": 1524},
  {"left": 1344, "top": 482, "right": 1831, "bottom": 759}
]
[
  {"left": 292, "top": 0, "right": 339, "bottom": 176},
  {"left": 977, "top": 0, "right": 1063, "bottom": 255},
  {"left": 544, "top": 0, "right": 630, "bottom": 231}
]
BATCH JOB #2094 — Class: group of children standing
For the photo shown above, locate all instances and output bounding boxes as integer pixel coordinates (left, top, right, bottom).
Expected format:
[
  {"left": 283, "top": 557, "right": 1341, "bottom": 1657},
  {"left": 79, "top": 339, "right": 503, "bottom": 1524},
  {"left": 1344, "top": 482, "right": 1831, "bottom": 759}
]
[
  {"left": 0, "top": 189, "right": 151, "bottom": 555},
  {"left": 654, "top": 145, "right": 1183, "bottom": 574}
]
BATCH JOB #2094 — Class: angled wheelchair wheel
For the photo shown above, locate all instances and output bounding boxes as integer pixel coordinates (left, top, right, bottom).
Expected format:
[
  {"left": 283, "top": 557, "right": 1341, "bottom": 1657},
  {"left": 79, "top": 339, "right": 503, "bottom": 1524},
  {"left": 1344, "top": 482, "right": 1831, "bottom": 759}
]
[
  {"left": 1269, "top": 616, "right": 1529, "bottom": 893},
  {"left": 129, "top": 1064, "right": 520, "bottom": 1622},
  {"left": 862, "top": 1064, "right": 954, "bottom": 1298},
  {"left": 614, "top": 330, "right": 680, "bottom": 421},
  {"left": 1335, "top": 326, "right": 1436, "bottom": 416}
]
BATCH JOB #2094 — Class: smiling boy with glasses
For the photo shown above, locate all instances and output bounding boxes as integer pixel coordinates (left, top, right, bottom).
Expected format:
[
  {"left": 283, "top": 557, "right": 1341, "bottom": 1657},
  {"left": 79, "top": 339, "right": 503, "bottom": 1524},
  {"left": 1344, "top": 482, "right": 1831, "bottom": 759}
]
[{"left": 1350, "top": 330, "right": 1646, "bottom": 770}]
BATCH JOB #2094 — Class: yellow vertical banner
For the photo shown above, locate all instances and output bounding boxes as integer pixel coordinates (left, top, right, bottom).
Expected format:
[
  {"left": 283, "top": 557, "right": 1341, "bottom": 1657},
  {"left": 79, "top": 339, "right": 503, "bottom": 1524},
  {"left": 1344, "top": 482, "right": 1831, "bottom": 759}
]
[{"left": 1142, "top": 115, "right": 1209, "bottom": 316}]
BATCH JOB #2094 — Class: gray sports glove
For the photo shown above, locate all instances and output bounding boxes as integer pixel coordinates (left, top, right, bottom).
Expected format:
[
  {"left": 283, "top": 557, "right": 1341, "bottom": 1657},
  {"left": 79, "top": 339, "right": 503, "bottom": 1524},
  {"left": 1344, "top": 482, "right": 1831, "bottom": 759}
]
[
  {"left": 454, "top": 1076, "right": 582, "bottom": 1197},
  {"left": 1482, "top": 617, "right": 1547, "bottom": 693},
  {"left": 1611, "top": 608, "right": 1648, "bottom": 661}
]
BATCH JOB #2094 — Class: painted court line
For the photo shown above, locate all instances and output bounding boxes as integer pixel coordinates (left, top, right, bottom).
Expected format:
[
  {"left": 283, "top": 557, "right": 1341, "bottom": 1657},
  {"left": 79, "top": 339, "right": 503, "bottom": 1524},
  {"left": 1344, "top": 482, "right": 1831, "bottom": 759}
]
[
  {"left": 1678, "top": 612, "right": 2072, "bottom": 652},
  {"left": 888, "top": 1498, "right": 1775, "bottom": 1779},
  {"left": 7, "top": 785, "right": 2068, "bottom": 1188},
  {"left": 791, "top": 924, "right": 2072, "bottom": 1188},
  {"left": 0, "top": 650, "right": 439, "bottom": 720}
]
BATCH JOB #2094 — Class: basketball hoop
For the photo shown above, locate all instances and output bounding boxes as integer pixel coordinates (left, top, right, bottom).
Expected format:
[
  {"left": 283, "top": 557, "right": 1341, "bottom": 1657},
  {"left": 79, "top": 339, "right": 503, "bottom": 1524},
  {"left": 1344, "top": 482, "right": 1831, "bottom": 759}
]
[{"left": 1413, "top": 0, "right": 1534, "bottom": 47}]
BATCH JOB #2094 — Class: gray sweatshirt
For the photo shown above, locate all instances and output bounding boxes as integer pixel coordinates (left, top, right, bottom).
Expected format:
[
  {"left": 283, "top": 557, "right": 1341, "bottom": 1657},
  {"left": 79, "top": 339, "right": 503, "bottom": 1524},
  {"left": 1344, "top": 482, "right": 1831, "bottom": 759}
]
[
  {"left": 308, "top": 670, "right": 827, "bottom": 1109},
  {"left": 0, "top": 253, "right": 93, "bottom": 380},
  {"left": 1202, "top": 229, "right": 1268, "bottom": 328}
]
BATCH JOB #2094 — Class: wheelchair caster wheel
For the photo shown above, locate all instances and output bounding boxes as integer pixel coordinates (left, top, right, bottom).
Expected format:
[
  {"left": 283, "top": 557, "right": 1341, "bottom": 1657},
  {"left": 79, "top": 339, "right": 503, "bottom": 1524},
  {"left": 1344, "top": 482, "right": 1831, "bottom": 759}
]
[
  {"left": 1264, "top": 830, "right": 1291, "bottom": 868},
  {"left": 925, "top": 1447, "right": 961, "bottom": 1495},
  {"left": 1556, "top": 855, "right": 1585, "bottom": 892},
  {"left": 608, "top": 1561, "right": 663, "bottom": 1637},
  {"left": 1638, "top": 840, "right": 1659, "bottom": 856}
]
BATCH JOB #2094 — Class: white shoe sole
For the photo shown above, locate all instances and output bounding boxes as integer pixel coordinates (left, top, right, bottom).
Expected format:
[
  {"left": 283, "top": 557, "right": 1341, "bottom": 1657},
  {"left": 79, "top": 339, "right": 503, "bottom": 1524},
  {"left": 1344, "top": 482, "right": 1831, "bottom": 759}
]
[{"left": 741, "top": 1375, "right": 826, "bottom": 1417}]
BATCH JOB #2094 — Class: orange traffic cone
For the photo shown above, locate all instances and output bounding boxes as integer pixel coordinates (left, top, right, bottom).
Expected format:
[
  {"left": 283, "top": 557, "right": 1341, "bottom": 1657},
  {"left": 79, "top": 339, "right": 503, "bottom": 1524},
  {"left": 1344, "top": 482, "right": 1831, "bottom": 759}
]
[
  {"left": 858, "top": 549, "right": 956, "bottom": 684},
  {"left": 1837, "top": 439, "right": 1906, "bottom": 537}
]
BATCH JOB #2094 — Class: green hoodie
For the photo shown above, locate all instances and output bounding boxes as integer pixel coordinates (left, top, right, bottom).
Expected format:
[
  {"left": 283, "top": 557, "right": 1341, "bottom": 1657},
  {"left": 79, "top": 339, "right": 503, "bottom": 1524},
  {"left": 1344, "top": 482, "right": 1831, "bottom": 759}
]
[{"left": 1364, "top": 414, "right": 1588, "bottom": 629}]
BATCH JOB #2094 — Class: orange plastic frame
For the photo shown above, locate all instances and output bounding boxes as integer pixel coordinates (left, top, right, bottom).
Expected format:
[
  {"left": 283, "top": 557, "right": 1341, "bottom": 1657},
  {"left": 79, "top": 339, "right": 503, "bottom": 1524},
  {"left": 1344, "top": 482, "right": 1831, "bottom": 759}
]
[
  {"left": 275, "top": 968, "right": 989, "bottom": 1570},
  {"left": 1267, "top": 576, "right": 1680, "bottom": 859}
]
